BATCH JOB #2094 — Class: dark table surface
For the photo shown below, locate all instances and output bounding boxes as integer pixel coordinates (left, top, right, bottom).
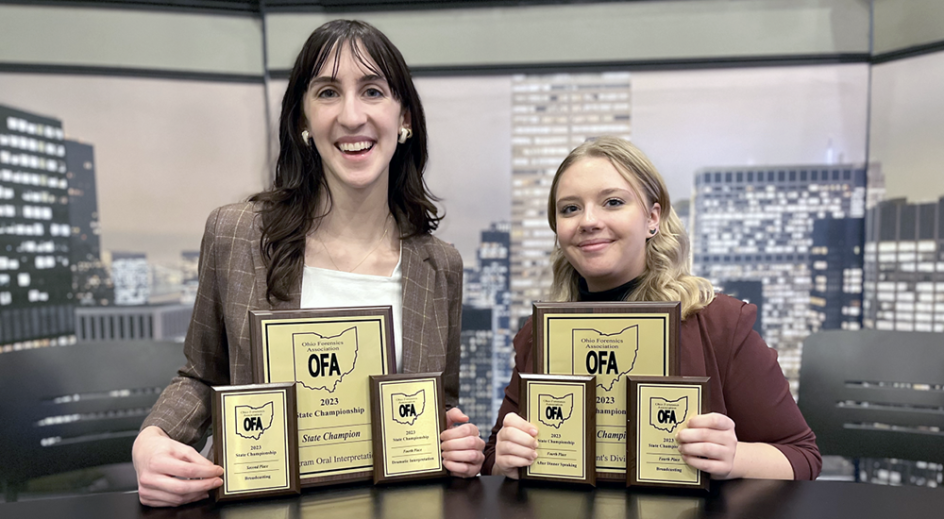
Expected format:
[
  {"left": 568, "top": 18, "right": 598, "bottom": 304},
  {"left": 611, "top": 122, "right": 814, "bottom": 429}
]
[{"left": 2, "top": 476, "right": 942, "bottom": 519}]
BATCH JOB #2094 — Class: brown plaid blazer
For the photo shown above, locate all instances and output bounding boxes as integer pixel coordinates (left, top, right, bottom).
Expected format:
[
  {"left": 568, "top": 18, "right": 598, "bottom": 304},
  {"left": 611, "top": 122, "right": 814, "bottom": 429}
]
[{"left": 142, "top": 202, "right": 463, "bottom": 445}]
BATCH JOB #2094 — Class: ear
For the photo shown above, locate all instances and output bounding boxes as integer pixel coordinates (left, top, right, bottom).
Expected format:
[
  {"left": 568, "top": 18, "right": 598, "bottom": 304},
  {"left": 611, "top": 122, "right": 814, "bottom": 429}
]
[
  {"left": 648, "top": 202, "right": 662, "bottom": 234},
  {"left": 399, "top": 108, "right": 412, "bottom": 130}
]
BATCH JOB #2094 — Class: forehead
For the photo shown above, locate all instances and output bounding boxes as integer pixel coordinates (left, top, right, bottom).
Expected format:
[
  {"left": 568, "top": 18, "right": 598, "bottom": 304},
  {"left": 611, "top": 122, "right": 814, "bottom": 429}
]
[
  {"left": 557, "top": 156, "right": 639, "bottom": 198},
  {"left": 313, "top": 39, "right": 385, "bottom": 79}
]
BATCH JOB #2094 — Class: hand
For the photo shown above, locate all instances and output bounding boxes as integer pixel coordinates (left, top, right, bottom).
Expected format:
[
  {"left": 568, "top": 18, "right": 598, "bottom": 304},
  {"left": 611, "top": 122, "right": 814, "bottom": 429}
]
[
  {"left": 493, "top": 412, "right": 538, "bottom": 479},
  {"left": 440, "top": 407, "right": 485, "bottom": 478},
  {"left": 675, "top": 413, "right": 738, "bottom": 479},
  {"left": 133, "top": 426, "right": 224, "bottom": 507}
]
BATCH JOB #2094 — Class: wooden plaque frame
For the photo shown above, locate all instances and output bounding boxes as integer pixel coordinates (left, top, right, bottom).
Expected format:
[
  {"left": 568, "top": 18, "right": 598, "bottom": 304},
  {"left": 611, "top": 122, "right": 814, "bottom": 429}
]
[
  {"left": 211, "top": 383, "right": 300, "bottom": 502},
  {"left": 249, "top": 306, "right": 396, "bottom": 487},
  {"left": 532, "top": 301, "right": 681, "bottom": 482},
  {"left": 519, "top": 373, "right": 596, "bottom": 486},
  {"left": 369, "top": 372, "right": 448, "bottom": 484},
  {"left": 627, "top": 376, "right": 710, "bottom": 491}
]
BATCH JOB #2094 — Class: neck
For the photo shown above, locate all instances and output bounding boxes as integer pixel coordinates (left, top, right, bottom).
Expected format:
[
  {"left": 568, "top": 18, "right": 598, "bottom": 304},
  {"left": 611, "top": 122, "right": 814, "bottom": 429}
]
[
  {"left": 578, "top": 275, "right": 642, "bottom": 302},
  {"left": 316, "top": 181, "right": 391, "bottom": 241}
]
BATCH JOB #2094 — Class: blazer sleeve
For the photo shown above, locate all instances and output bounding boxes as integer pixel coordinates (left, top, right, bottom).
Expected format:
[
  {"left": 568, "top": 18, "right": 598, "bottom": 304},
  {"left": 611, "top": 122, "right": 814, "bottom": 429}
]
[
  {"left": 719, "top": 301, "right": 822, "bottom": 480},
  {"left": 442, "top": 244, "right": 463, "bottom": 410},
  {"left": 140, "top": 207, "right": 231, "bottom": 445},
  {"left": 482, "top": 319, "right": 533, "bottom": 475}
]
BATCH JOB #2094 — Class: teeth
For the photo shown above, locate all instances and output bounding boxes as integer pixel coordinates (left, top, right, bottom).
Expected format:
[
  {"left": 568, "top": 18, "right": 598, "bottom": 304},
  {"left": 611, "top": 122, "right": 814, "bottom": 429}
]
[{"left": 338, "top": 141, "right": 373, "bottom": 152}]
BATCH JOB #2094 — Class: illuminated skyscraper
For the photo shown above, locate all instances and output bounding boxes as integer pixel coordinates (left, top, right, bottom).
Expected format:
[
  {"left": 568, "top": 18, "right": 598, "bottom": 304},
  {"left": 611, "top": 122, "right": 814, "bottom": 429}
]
[
  {"left": 509, "top": 73, "right": 631, "bottom": 324},
  {"left": 458, "top": 306, "right": 493, "bottom": 437},
  {"left": 461, "top": 222, "right": 512, "bottom": 435},
  {"left": 691, "top": 164, "right": 867, "bottom": 389},
  {"left": 111, "top": 251, "right": 149, "bottom": 306},
  {"left": 808, "top": 217, "right": 865, "bottom": 332},
  {"left": 0, "top": 105, "right": 74, "bottom": 352},
  {"left": 65, "top": 139, "right": 113, "bottom": 307},
  {"left": 862, "top": 197, "right": 944, "bottom": 333}
]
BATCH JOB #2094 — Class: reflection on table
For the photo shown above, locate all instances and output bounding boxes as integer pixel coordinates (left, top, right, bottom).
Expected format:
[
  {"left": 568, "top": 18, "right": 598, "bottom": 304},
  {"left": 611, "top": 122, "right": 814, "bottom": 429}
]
[{"left": 2, "top": 475, "right": 944, "bottom": 519}]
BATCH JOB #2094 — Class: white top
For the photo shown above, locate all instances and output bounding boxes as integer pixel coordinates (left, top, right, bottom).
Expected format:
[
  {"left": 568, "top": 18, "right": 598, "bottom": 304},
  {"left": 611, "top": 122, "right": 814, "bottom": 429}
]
[{"left": 300, "top": 254, "right": 403, "bottom": 371}]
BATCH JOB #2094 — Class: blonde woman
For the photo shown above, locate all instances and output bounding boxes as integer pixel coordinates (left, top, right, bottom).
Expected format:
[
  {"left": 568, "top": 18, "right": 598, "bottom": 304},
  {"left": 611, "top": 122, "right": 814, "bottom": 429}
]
[{"left": 483, "top": 137, "right": 821, "bottom": 480}]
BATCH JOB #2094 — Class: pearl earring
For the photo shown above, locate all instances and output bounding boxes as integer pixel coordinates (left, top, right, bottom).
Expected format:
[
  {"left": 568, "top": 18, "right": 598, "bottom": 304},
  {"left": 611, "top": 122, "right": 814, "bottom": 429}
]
[{"left": 398, "top": 127, "right": 413, "bottom": 144}]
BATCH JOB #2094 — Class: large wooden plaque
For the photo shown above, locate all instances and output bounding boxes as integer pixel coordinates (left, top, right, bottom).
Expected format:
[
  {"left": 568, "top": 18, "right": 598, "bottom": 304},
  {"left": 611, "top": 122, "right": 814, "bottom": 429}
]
[
  {"left": 533, "top": 301, "right": 680, "bottom": 481},
  {"left": 250, "top": 306, "right": 396, "bottom": 487}
]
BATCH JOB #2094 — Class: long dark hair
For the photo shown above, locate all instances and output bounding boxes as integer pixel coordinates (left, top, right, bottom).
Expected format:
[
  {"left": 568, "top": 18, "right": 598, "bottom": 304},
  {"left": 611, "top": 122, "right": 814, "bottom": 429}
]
[{"left": 250, "top": 20, "right": 440, "bottom": 303}]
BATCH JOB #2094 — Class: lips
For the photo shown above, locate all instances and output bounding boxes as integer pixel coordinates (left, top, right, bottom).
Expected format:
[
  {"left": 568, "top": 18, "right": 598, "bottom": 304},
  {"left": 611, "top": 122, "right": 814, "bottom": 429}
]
[
  {"left": 577, "top": 239, "right": 611, "bottom": 253},
  {"left": 335, "top": 136, "right": 375, "bottom": 157},
  {"left": 337, "top": 141, "right": 373, "bottom": 153}
]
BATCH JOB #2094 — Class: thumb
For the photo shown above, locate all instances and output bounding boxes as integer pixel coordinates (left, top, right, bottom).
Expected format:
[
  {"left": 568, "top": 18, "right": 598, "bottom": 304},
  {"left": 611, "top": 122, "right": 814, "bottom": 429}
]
[{"left": 446, "top": 407, "right": 469, "bottom": 427}]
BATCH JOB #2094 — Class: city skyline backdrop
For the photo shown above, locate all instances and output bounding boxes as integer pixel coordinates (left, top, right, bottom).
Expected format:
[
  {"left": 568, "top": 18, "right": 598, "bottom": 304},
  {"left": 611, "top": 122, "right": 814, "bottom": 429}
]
[{"left": 1, "top": 64, "right": 883, "bottom": 267}]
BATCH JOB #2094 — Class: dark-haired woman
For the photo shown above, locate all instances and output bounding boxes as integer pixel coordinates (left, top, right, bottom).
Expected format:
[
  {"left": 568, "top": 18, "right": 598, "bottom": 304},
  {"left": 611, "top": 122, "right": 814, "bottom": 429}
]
[
  {"left": 132, "top": 20, "right": 484, "bottom": 507},
  {"left": 483, "top": 137, "right": 821, "bottom": 481}
]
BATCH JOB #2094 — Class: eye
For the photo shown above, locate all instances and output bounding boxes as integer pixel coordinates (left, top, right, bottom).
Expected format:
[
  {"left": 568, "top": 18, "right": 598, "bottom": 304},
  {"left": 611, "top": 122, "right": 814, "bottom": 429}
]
[
  {"left": 364, "top": 87, "right": 385, "bottom": 98},
  {"left": 316, "top": 88, "right": 339, "bottom": 99},
  {"left": 558, "top": 204, "right": 579, "bottom": 216},
  {"left": 604, "top": 198, "right": 625, "bottom": 208}
]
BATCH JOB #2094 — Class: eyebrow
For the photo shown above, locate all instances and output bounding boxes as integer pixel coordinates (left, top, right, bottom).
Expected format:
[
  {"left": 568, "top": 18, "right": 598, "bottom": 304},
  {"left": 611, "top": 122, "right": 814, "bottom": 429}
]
[
  {"left": 309, "top": 74, "right": 387, "bottom": 88},
  {"left": 556, "top": 187, "right": 633, "bottom": 204}
]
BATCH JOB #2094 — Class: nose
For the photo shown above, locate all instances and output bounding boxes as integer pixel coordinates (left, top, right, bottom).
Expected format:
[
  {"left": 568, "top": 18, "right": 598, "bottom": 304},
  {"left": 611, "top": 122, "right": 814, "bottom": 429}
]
[
  {"left": 579, "top": 205, "right": 600, "bottom": 232},
  {"left": 337, "top": 94, "right": 367, "bottom": 129}
]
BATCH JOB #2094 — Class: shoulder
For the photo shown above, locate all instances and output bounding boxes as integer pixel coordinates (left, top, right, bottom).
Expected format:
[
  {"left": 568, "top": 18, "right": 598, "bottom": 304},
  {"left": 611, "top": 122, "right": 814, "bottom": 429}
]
[
  {"left": 696, "top": 293, "right": 754, "bottom": 321},
  {"left": 686, "top": 293, "right": 762, "bottom": 353},
  {"left": 204, "top": 202, "right": 260, "bottom": 238},
  {"left": 512, "top": 317, "right": 535, "bottom": 374},
  {"left": 404, "top": 234, "right": 463, "bottom": 273}
]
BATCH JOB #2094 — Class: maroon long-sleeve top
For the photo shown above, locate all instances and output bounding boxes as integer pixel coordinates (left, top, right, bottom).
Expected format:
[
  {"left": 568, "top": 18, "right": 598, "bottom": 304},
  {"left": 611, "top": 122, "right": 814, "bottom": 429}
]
[{"left": 482, "top": 294, "right": 822, "bottom": 480}]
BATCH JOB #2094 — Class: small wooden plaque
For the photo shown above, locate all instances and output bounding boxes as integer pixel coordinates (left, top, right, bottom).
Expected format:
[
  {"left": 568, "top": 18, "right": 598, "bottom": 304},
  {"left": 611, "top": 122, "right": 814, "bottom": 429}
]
[
  {"left": 211, "top": 383, "right": 300, "bottom": 502},
  {"left": 627, "top": 376, "right": 710, "bottom": 491},
  {"left": 370, "top": 373, "right": 448, "bottom": 484},
  {"left": 519, "top": 373, "right": 596, "bottom": 486}
]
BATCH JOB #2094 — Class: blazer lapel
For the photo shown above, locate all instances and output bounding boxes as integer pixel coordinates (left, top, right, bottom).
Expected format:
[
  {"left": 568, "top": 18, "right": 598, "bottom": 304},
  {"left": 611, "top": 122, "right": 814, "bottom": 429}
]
[
  {"left": 399, "top": 237, "right": 434, "bottom": 374},
  {"left": 248, "top": 214, "right": 301, "bottom": 311}
]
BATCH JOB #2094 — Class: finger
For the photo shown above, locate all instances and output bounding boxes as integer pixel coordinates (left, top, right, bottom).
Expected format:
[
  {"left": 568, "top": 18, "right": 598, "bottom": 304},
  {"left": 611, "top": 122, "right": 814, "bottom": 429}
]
[
  {"left": 498, "top": 426, "right": 539, "bottom": 449},
  {"left": 686, "top": 413, "right": 734, "bottom": 431},
  {"left": 175, "top": 447, "right": 219, "bottom": 467},
  {"left": 677, "top": 441, "right": 730, "bottom": 461},
  {"left": 445, "top": 407, "right": 469, "bottom": 428},
  {"left": 496, "top": 454, "right": 536, "bottom": 469},
  {"left": 441, "top": 435, "right": 485, "bottom": 453},
  {"left": 496, "top": 440, "right": 538, "bottom": 461},
  {"left": 442, "top": 449, "right": 485, "bottom": 466},
  {"left": 502, "top": 413, "right": 538, "bottom": 436},
  {"left": 443, "top": 460, "right": 479, "bottom": 478},
  {"left": 440, "top": 423, "right": 480, "bottom": 442},
  {"left": 151, "top": 456, "right": 225, "bottom": 480},
  {"left": 678, "top": 427, "right": 736, "bottom": 447}
]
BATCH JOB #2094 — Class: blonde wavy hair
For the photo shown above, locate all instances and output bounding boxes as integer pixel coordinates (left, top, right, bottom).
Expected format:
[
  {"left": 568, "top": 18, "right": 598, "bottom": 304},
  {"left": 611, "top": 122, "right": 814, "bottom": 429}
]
[{"left": 547, "top": 136, "right": 714, "bottom": 319}]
